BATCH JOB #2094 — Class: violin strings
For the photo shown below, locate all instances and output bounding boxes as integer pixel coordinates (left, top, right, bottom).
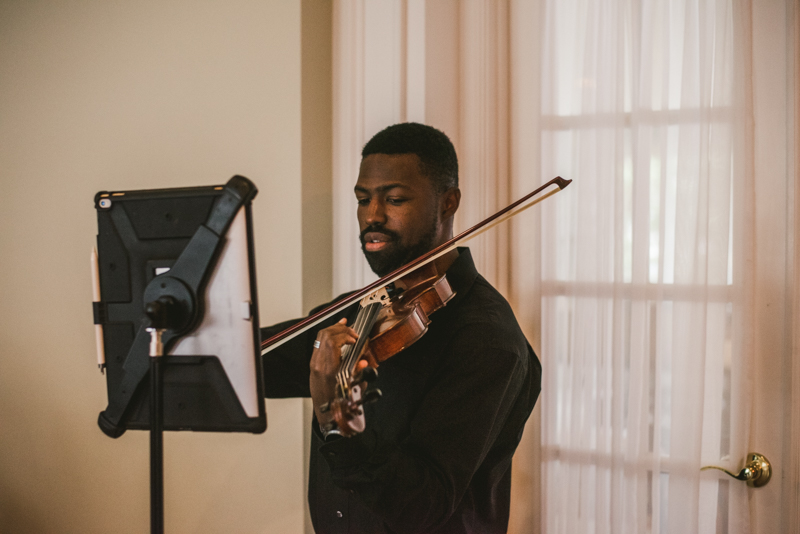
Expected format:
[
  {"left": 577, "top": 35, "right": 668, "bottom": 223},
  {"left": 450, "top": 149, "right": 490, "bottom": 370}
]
[
  {"left": 346, "top": 304, "right": 371, "bottom": 373},
  {"left": 337, "top": 305, "right": 366, "bottom": 387},
  {"left": 338, "top": 303, "right": 381, "bottom": 386}
]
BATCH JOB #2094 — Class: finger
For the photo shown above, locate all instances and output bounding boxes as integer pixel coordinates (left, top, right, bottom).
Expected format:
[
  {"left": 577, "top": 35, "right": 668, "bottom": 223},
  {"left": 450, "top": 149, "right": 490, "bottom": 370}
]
[
  {"left": 339, "top": 323, "right": 359, "bottom": 340},
  {"left": 326, "top": 336, "right": 357, "bottom": 350},
  {"left": 356, "top": 360, "right": 368, "bottom": 372},
  {"left": 332, "top": 327, "right": 358, "bottom": 341},
  {"left": 317, "top": 326, "right": 358, "bottom": 345},
  {"left": 331, "top": 327, "right": 359, "bottom": 343},
  {"left": 316, "top": 332, "right": 358, "bottom": 354},
  {"left": 322, "top": 322, "right": 358, "bottom": 338}
]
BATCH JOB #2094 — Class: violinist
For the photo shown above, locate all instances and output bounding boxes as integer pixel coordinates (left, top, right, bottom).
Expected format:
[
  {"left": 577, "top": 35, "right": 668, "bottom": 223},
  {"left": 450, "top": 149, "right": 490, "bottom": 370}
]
[{"left": 261, "top": 122, "right": 541, "bottom": 534}]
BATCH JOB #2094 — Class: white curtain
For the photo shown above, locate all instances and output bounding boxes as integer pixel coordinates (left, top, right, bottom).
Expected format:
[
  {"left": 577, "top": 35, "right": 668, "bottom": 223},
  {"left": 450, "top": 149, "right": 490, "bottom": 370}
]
[
  {"left": 532, "top": 1, "right": 755, "bottom": 533},
  {"left": 330, "top": 1, "right": 757, "bottom": 532}
]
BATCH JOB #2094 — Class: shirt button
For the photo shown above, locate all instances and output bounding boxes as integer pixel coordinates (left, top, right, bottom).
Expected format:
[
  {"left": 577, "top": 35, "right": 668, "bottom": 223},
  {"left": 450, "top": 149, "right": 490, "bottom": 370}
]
[{"left": 336, "top": 511, "right": 343, "bottom": 519}]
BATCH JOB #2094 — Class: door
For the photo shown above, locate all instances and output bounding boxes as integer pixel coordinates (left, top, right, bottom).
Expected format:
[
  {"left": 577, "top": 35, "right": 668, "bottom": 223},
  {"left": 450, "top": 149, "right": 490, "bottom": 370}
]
[{"left": 526, "top": 0, "right": 799, "bottom": 532}]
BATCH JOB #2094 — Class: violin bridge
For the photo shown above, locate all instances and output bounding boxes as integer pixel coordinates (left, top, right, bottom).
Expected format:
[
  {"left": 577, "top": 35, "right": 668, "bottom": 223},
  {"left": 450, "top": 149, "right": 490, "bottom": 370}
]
[{"left": 360, "top": 287, "right": 392, "bottom": 307}]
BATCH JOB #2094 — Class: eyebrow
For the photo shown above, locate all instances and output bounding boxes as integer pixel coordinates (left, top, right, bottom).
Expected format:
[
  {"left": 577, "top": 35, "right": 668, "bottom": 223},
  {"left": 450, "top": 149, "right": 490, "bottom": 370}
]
[{"left": 354, "top": 183, "right": 411, "bottom": 194}]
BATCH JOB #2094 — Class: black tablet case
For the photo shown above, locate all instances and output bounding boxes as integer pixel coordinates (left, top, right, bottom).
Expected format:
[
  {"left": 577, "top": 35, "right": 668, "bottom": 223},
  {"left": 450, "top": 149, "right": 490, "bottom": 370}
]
[{"left": 94, "top": 177, "right": 266, "bottom": 437}]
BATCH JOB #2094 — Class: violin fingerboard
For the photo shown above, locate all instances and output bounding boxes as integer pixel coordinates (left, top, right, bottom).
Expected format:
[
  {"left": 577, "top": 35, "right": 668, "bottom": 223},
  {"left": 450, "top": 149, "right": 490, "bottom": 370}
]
[{"left": 339, "top": 302, "right": 382, "bottom": 375}]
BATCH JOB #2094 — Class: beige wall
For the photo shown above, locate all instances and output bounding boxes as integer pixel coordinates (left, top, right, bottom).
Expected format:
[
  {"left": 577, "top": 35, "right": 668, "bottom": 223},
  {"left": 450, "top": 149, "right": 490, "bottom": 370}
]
[{"left": 0, "top": 1, "right": 317, "bottom": 532}]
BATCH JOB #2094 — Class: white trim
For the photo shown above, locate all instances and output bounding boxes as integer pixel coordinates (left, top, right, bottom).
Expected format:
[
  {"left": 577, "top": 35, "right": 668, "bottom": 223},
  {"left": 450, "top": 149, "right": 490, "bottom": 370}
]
[
  {"left": 750, "top": 0, "right": 792, "bottom": 532},
  {"left": 508, "top": 1, "right": 545, "bottom": 531},
  {"left": 333, "top": 0, "right": 370, "bottom": 295},
  {"left": 458, "top": 0, "right": 511, "bottom": 295},
  {"left": 787, "top": 0, "right": 800, "bottom": 529},
  {"left": 406, "top": 0, "right": 426, "bottom": 123}
]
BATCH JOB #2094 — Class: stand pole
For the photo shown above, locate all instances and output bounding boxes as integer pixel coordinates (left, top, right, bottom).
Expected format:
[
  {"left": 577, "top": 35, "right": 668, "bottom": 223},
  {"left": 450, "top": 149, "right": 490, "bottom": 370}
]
[{"left": 147, "top": 328, "right": 165, "bottom": 534}]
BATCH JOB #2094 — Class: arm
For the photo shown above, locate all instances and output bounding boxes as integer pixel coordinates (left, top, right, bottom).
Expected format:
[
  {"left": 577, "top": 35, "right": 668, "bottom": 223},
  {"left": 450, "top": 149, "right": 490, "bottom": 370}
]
[
  {"left": 261, "top": 295, "right": 358, "bottom": 399},
  {"left": 260, "top": 318, "right": 314, "bottom": 398}
]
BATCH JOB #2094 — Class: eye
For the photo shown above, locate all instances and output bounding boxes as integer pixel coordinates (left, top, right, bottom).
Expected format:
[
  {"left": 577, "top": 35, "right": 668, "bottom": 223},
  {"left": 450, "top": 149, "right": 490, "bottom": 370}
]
[
  {"left": 356, "top": 197, "right": 370, "bottom": 206},
  {"left": 386, "top": 197, "right": 407, "bottom": 205}
]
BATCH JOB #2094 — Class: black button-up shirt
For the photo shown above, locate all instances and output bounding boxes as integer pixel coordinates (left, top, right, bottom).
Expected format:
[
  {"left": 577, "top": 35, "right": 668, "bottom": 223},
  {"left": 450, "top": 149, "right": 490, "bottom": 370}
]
[{"left": 261, "top": 249, "right": 541, "bottom": 534}]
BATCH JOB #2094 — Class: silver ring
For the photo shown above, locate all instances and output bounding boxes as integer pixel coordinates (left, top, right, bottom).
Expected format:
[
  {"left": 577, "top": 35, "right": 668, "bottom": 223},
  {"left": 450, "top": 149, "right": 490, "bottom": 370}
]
[{"left": 313, "top": 340, "right": 321, "bottom": 349}]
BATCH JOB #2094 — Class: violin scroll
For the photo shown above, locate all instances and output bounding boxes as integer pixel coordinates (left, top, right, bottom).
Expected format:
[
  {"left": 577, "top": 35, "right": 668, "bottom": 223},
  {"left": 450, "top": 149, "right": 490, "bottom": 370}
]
[{"left": 322, "top": 383, "right": 383, "bottom": 438}]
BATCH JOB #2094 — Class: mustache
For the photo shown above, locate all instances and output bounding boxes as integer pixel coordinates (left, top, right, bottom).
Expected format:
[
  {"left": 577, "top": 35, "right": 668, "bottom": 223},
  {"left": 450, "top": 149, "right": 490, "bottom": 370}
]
[{"left": 359, "top": 225, "right": 400, "bottom": 245}]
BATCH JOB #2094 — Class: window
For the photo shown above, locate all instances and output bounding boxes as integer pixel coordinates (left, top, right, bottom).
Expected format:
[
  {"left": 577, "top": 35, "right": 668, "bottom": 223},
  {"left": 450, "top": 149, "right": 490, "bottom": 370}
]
[{"left": 537, "top": 1, "right": 749, "bottom": 532}]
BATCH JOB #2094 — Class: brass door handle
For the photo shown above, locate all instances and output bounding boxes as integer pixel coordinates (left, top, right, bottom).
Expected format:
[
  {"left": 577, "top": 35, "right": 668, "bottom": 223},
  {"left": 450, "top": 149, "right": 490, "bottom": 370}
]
[{"left": 701, "top": 452, "right": 771, "bottom": 488}]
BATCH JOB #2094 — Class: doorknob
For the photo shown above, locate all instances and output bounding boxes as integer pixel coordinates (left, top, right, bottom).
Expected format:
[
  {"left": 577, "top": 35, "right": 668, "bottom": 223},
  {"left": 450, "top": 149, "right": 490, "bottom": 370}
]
[{"left": 701, "top": 453, "right": 771, "bottom": 488}]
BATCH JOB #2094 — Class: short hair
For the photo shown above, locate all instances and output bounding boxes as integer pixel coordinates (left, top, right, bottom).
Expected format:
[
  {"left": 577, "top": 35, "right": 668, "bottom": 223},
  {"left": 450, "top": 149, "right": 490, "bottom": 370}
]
[{"left": 361, "top": 123, "right": 458, "bottom": 193}]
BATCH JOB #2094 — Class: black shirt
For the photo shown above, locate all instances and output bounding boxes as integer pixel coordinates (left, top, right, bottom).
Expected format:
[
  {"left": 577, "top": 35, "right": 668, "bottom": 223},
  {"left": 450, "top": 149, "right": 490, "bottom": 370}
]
[{"left": 261, "top": 249, "right": 541, "bottom": 534}]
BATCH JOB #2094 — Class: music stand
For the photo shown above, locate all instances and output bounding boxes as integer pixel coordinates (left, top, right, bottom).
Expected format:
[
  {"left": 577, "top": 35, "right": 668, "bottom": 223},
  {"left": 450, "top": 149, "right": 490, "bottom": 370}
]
[{"left": 92, "top": 176, "right": 267, "bottom": 533}]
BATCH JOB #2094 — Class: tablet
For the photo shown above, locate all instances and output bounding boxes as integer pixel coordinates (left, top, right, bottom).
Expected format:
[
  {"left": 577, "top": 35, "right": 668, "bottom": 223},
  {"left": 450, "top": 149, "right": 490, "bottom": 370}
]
[{"left": 94, "top": 177, "right": 266, "bottom": 436}]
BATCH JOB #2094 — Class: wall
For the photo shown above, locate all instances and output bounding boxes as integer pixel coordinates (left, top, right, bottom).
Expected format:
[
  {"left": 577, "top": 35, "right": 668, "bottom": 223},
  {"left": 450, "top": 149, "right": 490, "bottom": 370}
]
[
  {"left": 0, "top": 1, "right": 310, "bottom": 532},
  {"left": 300, "top": 2, "right": 333, "bottom": 532}
]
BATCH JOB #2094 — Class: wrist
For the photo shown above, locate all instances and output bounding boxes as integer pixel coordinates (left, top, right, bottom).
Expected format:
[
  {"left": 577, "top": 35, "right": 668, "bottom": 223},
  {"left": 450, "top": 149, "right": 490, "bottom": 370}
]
[
  {"left": 319, "top": 423, "right": 342, "bottom": 442},
  {"left": 313, "top": 401, "right": 334, "bottom": 426}
]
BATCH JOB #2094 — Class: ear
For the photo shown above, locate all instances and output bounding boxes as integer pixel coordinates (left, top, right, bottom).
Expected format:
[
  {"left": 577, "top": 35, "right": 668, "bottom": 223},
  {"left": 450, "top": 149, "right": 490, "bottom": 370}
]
[{"left": 440, "top": 188, "right": 461, "bottom": 220}]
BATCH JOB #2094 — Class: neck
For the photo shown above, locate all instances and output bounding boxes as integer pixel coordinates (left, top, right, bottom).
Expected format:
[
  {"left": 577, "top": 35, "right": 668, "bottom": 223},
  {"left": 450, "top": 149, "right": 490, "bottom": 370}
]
[
  {"left": 433, "top": 221, "right": 457, "bottom": 272},
  {"left": 432, "top": 247, "right": 459, "bottom": 274}
]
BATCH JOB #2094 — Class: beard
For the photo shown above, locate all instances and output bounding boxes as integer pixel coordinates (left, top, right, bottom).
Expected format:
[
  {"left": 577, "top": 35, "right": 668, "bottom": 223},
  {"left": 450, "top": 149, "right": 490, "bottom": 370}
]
[{"left": 360, "top": 220, "right": 439, "bottom": 277}]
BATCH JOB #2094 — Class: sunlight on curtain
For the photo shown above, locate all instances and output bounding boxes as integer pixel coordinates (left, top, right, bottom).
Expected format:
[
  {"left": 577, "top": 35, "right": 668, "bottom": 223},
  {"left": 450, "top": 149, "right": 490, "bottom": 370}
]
[{"left": 537, "top": 1, "right": 754, "bottom": 532}]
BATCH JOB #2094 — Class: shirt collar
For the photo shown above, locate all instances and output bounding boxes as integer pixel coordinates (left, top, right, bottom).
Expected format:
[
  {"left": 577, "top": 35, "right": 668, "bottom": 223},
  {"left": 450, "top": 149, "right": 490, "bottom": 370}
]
[{"left": 443, "top": 247, "right": 478, "bottom": 303}]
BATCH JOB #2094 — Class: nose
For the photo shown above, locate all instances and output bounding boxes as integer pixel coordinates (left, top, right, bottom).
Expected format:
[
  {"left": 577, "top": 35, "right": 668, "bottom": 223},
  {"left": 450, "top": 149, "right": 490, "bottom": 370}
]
[{"left": 364, "top": 198, "right": 387, "bottom": 227}]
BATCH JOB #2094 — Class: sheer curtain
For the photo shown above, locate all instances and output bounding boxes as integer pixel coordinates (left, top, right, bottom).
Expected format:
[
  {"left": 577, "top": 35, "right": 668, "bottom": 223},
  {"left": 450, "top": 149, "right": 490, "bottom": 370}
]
[
  {"left": 531, "top": 0, "right": 755, "bottom": 533},
  {"left": 330, "top": 1, "right": 756, "bottom": 531}
]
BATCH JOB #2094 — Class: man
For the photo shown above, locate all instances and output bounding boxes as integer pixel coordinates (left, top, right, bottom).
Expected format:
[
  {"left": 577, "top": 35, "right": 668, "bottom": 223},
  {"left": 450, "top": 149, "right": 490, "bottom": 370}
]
[{"left": 261, "top": 123, "right": 541, "bottom": 534}]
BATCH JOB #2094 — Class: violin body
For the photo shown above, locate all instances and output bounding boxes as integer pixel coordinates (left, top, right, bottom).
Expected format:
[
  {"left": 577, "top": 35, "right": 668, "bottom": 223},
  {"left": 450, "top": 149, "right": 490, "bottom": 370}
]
[
  {"left": 393, "top": 262, "right": 456, "bottom": 317},
  {"left": 326, "top": 265, "right": 456, "bottom": 436},
  {"left": 365, "top": 302, "right": 428, "bottom": 364},
  {"left": 362, "top": 259, "right": 457, "bottom": 361}
]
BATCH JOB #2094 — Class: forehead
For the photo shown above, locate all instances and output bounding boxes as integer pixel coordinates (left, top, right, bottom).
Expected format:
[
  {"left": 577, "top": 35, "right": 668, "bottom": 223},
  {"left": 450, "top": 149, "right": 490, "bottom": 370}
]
[{"left": 355, "top": 153, "right": 433, "bottom": 193}]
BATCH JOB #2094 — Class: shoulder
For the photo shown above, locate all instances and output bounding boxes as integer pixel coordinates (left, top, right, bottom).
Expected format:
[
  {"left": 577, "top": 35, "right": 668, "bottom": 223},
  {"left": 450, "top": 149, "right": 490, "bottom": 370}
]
[
  {"left": 450, "top": 275, "right": 527, "bottom": 347},
  {"left": 431, "top": 274, "right": 535, "bottom": 377}
]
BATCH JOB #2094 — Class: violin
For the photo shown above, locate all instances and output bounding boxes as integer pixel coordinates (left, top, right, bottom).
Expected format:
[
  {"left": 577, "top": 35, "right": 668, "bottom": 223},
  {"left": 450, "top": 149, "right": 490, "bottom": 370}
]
[
  {"left": 320, "top": 260, "right": 456, "bottom": 436},
  {"left": 260, "top": 176, "right": 572, "bottom": 437}
]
